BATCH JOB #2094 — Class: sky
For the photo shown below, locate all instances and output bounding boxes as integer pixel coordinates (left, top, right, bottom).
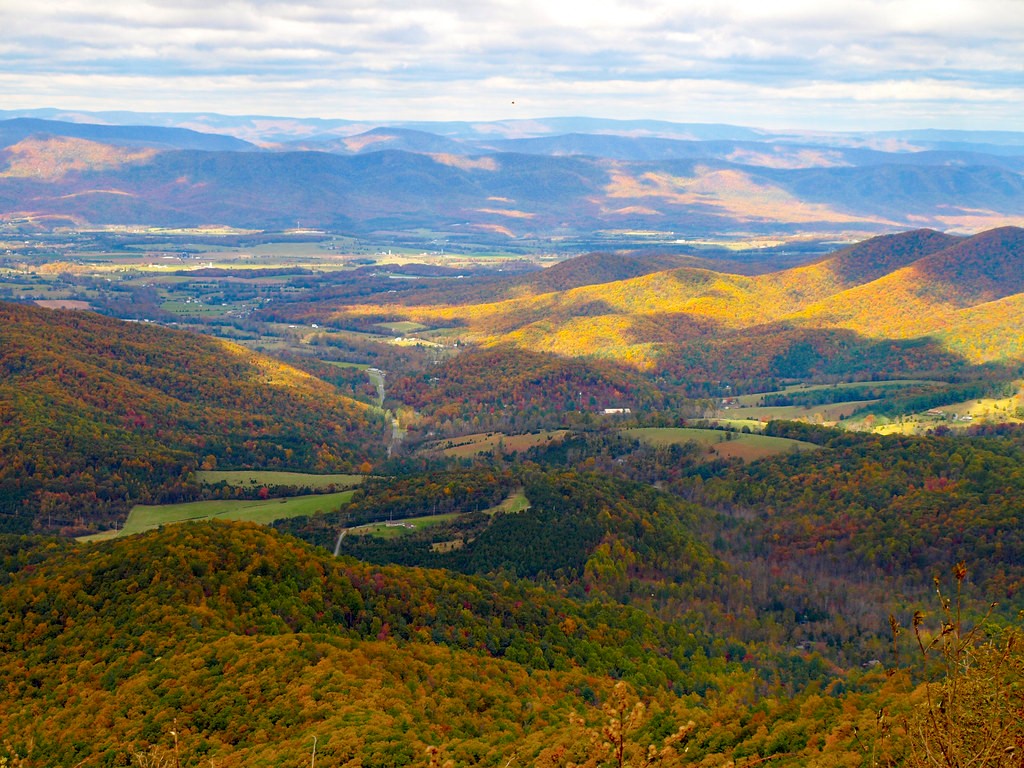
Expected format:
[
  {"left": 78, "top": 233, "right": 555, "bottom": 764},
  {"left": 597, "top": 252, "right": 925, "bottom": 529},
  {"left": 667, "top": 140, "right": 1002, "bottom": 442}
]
[{"left": 1, "top": 0, "right": 1022, "bottom": 131}]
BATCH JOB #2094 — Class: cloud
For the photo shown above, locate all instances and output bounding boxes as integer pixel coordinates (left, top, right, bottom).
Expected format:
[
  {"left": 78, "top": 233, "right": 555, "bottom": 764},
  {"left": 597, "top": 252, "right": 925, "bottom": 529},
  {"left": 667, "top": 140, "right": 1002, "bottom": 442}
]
[{"left": 0, "top": 0, "right": 1021, "bottom": 129}]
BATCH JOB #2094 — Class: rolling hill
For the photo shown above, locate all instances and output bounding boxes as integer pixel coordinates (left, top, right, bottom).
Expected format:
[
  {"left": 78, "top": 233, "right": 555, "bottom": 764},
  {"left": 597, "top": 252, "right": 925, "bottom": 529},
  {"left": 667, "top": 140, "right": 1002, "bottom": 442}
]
[
  {"left": 3, "top": 110, "right": 1023, "bottom": 768},
  {"left": 0, "top": 519, "right": 881, "bottom": 768},
  {"left": 3, "top": 444, "right": 1021, "bottom": 766},
  {"left": 0, "top": 302, "right": 387, "bottom": 534},
  {"left": 320, "top": 227, "right": 1024, "bottom": 379},
  {"left": 0, "top": 117, "right": 256, "bottom": 152}
]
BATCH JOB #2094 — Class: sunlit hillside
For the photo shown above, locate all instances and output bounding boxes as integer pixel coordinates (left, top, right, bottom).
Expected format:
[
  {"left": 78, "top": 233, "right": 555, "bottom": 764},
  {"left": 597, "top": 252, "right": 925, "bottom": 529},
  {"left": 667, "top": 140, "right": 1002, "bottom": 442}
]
[
  {"left": 0, "top": 136, "right": 158, "bottom": 180},
  {"left": 328, "top": 227, "right": 1024, "bottom": 369}
]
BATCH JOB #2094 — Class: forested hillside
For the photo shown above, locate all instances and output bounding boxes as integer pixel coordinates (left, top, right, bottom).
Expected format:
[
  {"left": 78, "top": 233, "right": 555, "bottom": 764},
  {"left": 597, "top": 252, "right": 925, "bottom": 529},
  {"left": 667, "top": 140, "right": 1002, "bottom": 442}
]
[
  {"left": 279, "top": 424, "right": 1024, "bottom": 666},
  {"left": 275, "top": 228, "right": 1024, "bottom": 395},
  {"left": 389, "top": 346, "right": 666, "bottom": 433},
  {"left": 0, "top": 302, "right": 387, "bottom": 534},
  {"left": 3, "top": 519, "right": 1004, "bottom": 768},
  {"left": 3, "top": 499, "right": 1020, "bottom": 767}
]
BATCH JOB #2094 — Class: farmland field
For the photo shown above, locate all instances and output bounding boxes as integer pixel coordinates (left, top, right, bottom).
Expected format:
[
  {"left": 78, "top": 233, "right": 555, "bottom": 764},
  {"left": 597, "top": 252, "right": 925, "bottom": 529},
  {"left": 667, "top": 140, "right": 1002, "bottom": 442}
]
[
  {"left": 79, "top": 490, "right": 356, "bottom": 542},
  {"left": 423, "top": 430, "right": 569, "bottom": 457},
  {"left": 624, "top": 427, "right": 818, "bottom": 461},
  {"left": 731, "top": 379, "right": 937, "bottom": 406},
  {"left": 348, "top": 513, "right": 461, "bottom": 539},
  {"left": 486, "top": 491, "right": 531, "bottom": 515},
  {"left": 347, "top": 489, "right": 530, "bottom": 543},
  {"left": 196, "top": 470, "right": 365, "bottom": 489},
  {"left": 722, "top": 401, "right": 876, "bottom": 423}
]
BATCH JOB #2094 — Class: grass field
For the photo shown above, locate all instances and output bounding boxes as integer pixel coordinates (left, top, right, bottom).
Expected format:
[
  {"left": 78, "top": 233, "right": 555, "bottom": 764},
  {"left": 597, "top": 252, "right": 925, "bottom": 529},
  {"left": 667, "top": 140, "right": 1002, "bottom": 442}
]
[
  {"left": 348, "top": 513, "right": 461, "bottom": 539},
  {"left": 845, "top": 385, "right": 1024, "bottom": 435},
  {"left": 625, "top": 427, "right": 818, "bottom": 462},
  {"left": 731, "top": 379, "right": 936, "bottom": 406},
  {"left": 79, "top": 490, "right": 356, "bottom": 543},
  {"left": 424, "top": 430, "right": 568, "bottom": 458},
  {"left": 722, "top": 401, "right": 876, "bottom": 423},
  {"left": 196, "top": 470, "right": 364, "bottom": 489},
  {"left": 350, "top": 489, "right": 532, "bottom": 550},
  {"left": 701, "top": 418, "right": 767, "bottom": 431},
  {"left": 485, "top": 491, "right": 531, "bottom": 515}
]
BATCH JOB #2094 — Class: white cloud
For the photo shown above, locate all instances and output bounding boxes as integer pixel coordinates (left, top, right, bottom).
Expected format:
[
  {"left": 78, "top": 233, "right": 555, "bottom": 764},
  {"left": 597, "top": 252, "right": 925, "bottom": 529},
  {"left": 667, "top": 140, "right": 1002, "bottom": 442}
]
[{"left": 0, "top": 0, "right": 1021, "bottom": 129}]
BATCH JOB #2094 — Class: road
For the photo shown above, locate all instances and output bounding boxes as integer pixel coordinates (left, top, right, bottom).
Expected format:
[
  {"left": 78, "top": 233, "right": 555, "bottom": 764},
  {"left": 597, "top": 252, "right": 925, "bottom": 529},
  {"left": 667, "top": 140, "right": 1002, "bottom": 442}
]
[{"left": 366, "top": 368, "right": 386, "bottom": 408}]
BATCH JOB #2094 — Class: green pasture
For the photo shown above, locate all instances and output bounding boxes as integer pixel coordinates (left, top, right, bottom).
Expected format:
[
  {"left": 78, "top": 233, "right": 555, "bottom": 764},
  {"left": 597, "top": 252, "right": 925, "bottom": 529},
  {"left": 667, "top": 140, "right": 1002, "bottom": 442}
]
[
  {"left": 624, "top": 427, "right": 818, "bottom": 462},
  {"left": 79, "top": 490, "right": 356, "bottom": 542},
  {"left": 732, "top": 379, "right": 938, "bottom": 406},
  {"left": 723, "top": 401, "right": 876, "bottom": 423},
  {"left": 196, "top": 470, "right": 364, "bottom": 488},
  {"left": 350, "top": 513, "right": 460, "bottom": 539},
  {"left": 486, "top": 491, "right": 531, "bottom": 515},
  {"left": 347, "top": 489, "right": 530, "bottom": 543},
  {"left": 845, "top": 387, "right": 1024, "bottom": 435},
  {"left": 701, "top": 418, "right": 766, "bottom": 431}
]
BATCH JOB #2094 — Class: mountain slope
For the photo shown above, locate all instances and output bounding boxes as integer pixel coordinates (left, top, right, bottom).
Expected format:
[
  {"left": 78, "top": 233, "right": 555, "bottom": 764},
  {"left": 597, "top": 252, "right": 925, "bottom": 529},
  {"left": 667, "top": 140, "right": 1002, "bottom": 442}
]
[
  {"left": 318, "top": 227, "right": 1024, "bottom": 377},
  {"left": 0, "top": 117, "right": 255, "bottom": 151},
  {"left": 803, "top": 228, "right": 962, "bottom": 286},
  {"left": 793, "top": 226, "right": 1024, "bottom": 337},
  {"left": 0, "top": 302, "right": 386, "bottom": 533},
  {"left": 1, "top": 118, "right": 1021, "bottom": 236},
  {"left": 0, "top": 521, "right": 755, "bottom": 768}
]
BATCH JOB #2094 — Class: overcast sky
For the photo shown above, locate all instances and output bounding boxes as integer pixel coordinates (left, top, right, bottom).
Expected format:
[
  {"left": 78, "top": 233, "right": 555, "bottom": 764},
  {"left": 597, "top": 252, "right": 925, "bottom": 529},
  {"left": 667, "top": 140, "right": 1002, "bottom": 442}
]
[{"left": 1, "top": 0, "right": 1022, "bottom": 131}]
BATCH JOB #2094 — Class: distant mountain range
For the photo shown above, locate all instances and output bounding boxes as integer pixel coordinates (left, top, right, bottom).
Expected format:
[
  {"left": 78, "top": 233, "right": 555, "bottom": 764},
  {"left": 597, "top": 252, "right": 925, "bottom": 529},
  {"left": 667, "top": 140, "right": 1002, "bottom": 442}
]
[
  {"left": 4, "top": 108, "right": 1024, "bottom": 151},
  {"left": 0, "top": 110, "right": 1022, "bottom": 240}
]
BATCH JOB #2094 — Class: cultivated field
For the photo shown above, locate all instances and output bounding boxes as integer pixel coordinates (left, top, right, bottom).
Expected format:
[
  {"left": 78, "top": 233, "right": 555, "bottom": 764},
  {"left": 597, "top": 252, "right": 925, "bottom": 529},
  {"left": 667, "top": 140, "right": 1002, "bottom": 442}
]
[
  {"left": 348, "top": 513, "right": 461, "bottom": 539},
  {"left": 846, "top": 387, "right": 1024, "bottom": 435},
  {"left": 486, "top": 491, "right": 531, "bottom": 515},
  {"left": 347, "top": 490, "right": 532, "bottom": 553}
]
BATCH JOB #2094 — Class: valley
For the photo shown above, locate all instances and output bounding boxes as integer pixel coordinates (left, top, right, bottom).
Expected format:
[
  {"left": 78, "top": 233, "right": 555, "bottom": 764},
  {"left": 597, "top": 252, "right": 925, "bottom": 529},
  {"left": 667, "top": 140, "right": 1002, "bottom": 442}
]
[{"left": 1, "top": 114, "right": 1023, "bottom": 768}]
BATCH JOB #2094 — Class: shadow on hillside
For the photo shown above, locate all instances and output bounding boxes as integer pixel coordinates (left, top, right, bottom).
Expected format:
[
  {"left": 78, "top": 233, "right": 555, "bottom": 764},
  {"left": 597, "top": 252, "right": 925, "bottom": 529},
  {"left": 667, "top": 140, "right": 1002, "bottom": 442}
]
[{"left": 647, "top": 321, "right": 1020, "bottom": 394}]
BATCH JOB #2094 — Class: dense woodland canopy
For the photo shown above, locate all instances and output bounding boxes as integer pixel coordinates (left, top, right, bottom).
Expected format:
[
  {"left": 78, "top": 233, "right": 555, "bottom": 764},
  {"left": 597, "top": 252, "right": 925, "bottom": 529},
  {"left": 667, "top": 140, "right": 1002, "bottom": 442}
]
[{"left": 1, "top": 516, "right": 1020, "bottom": 767}]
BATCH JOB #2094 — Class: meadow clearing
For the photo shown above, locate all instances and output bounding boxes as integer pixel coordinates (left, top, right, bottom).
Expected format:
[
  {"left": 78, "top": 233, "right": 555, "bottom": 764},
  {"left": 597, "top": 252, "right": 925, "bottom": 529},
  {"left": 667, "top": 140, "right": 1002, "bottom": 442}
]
[
  {"left": 79, "top": 490, "right": 356, "bottom": 542},
  {"left": 624, "top": 427, "right": 818, "bottom": 462}
]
